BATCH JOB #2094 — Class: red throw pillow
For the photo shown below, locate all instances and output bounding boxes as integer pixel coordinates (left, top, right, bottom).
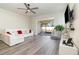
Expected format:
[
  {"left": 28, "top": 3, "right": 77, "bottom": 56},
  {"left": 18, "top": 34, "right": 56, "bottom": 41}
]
[
  {"left": 29, "top": 29, "right": 31, "bottom": 33},
  {"left": 6, "top": 32, "right": 11, "bottom": 35},
  {"left": 17, "top": 30, "right": 22, "bottom": 34}
]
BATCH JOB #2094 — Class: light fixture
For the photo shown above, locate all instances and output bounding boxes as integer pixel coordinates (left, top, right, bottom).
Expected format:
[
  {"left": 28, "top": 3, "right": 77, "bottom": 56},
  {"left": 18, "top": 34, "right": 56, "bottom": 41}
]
[{"left": 27, "top": 10, "right": 30, "bottom": 12}]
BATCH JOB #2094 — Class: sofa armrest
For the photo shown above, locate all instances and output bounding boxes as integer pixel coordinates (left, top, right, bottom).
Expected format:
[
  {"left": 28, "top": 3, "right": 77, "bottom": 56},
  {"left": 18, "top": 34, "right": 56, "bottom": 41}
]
[{"left": 4, "top": 33, "right": 12, "bottom": 36}]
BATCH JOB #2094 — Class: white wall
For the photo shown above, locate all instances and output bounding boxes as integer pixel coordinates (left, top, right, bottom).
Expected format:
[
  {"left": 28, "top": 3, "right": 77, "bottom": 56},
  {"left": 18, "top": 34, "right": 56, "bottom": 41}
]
[
  {"left": 69, "top": 3, "right": 74, "bottom": 10},
  {"left": 71, "top": 4, "right": 79, "bottom": 48},
  {"left": 0, "top": 8, "right": 31, "bottom": 33},
  {"left": 52, "top": 12, "right": 65, "bottom": 26},
  {"left": 32, "top": 12, "right": 65, "bottom": 35},
  {"left": 31, "top": 18, "right": 38, "bottom": 35},
  {"left": 66, "top": 3, "right": 79, "bottom": 48}
]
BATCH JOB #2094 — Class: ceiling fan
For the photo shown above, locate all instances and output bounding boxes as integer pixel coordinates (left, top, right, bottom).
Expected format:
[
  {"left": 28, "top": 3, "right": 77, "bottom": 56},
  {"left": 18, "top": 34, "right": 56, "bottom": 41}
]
[{"left": 18, "top": 3, "right": 39, "bottom": 14}]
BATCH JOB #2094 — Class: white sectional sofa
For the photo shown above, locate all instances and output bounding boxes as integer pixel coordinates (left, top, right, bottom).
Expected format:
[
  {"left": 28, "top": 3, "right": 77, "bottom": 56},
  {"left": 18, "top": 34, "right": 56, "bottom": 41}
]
[{"left": 1, "top": 29, "right": 33, "bottom": 46}]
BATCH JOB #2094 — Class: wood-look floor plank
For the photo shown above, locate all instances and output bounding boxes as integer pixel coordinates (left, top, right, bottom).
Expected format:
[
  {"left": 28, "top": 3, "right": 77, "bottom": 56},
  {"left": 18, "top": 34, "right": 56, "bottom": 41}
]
[{"left": 0, "top": 35, "right": 60, "bottom": 55}]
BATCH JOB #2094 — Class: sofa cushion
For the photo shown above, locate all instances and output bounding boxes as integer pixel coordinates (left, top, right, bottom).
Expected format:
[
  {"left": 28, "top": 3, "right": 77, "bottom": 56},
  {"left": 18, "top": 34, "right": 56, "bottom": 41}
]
[{"left": 5, "top": 29, "right": 17, "bottom": 35}]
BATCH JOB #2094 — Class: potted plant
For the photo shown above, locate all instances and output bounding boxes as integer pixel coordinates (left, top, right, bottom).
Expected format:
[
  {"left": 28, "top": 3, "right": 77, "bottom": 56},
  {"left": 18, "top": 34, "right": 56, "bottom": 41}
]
[{"left": 54, "top": 25, "right": 64, "bottom": 37}]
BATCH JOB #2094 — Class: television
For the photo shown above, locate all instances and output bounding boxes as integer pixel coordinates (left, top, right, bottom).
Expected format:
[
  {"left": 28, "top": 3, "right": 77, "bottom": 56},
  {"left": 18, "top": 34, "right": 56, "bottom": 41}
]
[
  {"left": 69, "top": 10, "right": 74, "bottom": 23},
  {"left": 64, "top": 5, "right": 70, "bottom": 23},
  {"left": 64, "top": 5, "right": 74, "bottom": 30}
]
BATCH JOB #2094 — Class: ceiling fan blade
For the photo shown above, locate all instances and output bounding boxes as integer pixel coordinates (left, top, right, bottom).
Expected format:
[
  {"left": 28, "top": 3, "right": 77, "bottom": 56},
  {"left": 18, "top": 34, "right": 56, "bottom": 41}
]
[
  {"left": 30, "top": 10, "right": 36, "bottom": 14},
  {"left": 31, "top": 7, "right": 39, "bottom": 10},
  {"left": 24, "top": 3, "right": 29, "bottom": 8},
  {"left": 25, "top": 11, "right": 28, "bottom": 13},
  {"left": 18, "top": 8, "right": 27, "bottom": 10}
]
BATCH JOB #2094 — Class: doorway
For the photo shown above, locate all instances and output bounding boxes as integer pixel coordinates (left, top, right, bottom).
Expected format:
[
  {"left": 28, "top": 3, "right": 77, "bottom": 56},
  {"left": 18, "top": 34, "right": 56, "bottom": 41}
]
[{"left": 39, "top": 20, "right": 55, "bottom": 35}]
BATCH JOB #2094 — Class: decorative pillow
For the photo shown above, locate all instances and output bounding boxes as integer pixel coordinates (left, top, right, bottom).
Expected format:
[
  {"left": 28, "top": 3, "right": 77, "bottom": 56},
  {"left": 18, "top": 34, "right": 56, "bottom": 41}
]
[
  {"left": 6, "top": 32, "right": 12, "bottom": 35},
  {"left": 17, "top": 30, "right": 22, "bottom": 34}
]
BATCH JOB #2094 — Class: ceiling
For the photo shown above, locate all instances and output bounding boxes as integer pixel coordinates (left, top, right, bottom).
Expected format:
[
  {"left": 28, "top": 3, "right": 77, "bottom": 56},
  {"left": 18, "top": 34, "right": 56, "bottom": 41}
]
[
  {"left": 40, "top": 20, "right": 52, "bottom": 24},
  {"left": 0, "top": 3, "right": 67, "bottom": 17}
]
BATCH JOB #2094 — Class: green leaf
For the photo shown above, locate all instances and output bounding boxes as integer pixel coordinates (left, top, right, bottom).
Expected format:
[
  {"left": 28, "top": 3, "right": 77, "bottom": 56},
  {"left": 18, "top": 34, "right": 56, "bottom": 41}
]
[{"left": 55, "top": 25, "right": 64, "bottom": 31}]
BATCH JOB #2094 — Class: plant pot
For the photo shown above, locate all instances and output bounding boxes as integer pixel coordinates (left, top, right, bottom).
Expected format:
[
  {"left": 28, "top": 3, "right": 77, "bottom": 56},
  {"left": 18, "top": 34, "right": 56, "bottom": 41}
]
[{"left": 56, "top": 31, "right": 62, "bottom": 38}]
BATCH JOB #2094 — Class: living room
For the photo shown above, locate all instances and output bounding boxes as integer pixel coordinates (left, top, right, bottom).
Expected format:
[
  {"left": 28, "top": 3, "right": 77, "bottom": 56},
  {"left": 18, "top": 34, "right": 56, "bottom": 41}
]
[{"left": 0, "top": 3, "right": 78, "bottom": 55}]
